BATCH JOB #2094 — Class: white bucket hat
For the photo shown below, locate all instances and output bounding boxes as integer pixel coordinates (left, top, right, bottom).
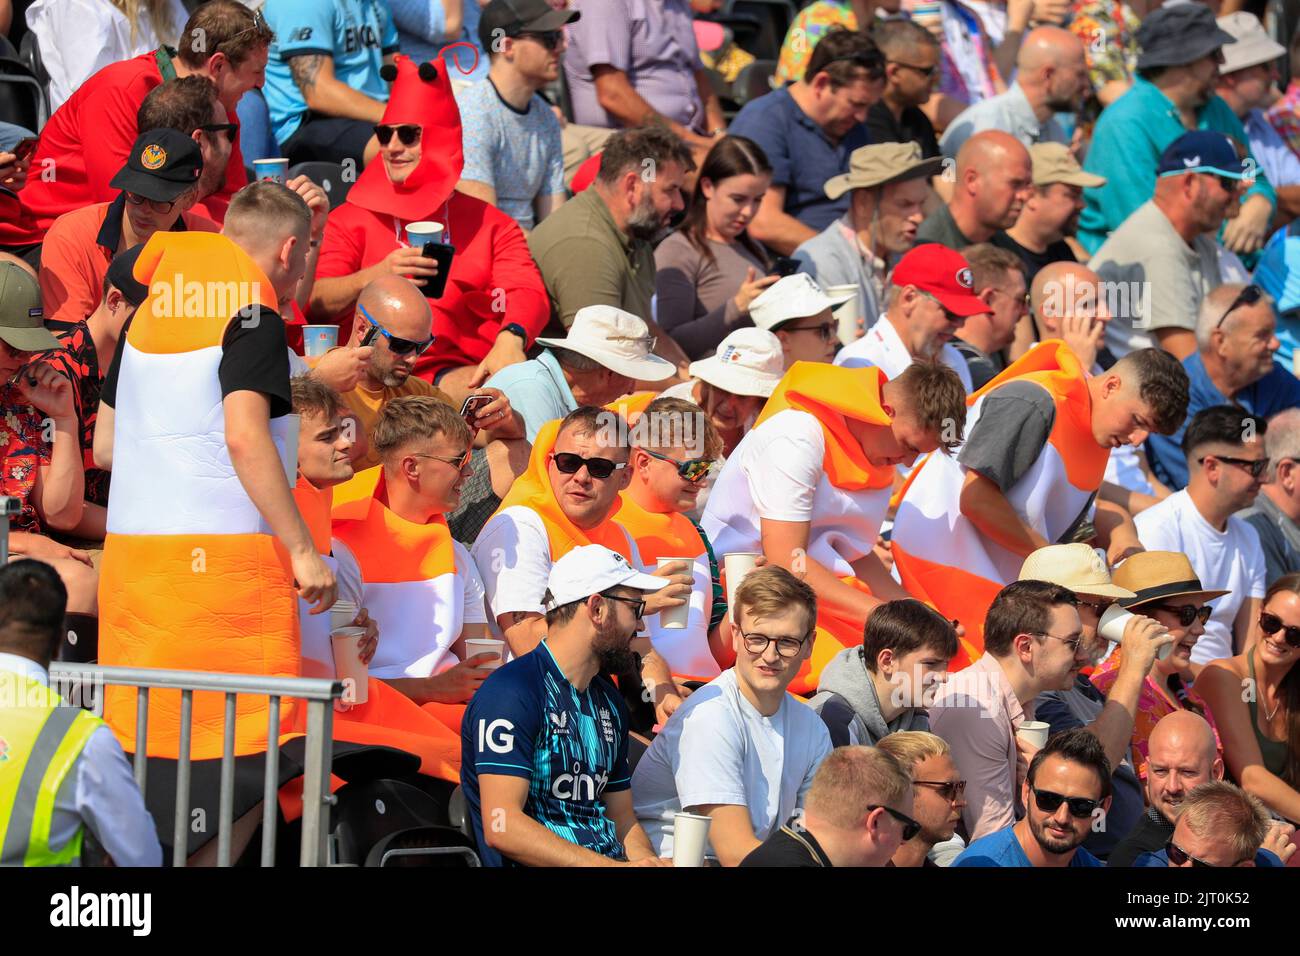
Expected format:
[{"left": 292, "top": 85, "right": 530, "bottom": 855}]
[
  {"left": 749, "top": 273, "right": 854, "bottom": 332},
  {"left": 545, "top": 544, "right": 669, "bottom": 608},
  {"left": 687, "top": 327, "right": 784, "bottom": 397},
  {"left": 536, "top": 305, "right": 677, "bottom": 381}
]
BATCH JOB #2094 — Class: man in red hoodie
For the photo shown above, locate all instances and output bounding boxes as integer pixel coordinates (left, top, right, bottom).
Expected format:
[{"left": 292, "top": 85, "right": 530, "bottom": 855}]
[
  {"left": 0, "top": 0, "right": 271, "bottom": 255},
  {"left": 309, "top": 54, "right": 549, "bottom": 407}
]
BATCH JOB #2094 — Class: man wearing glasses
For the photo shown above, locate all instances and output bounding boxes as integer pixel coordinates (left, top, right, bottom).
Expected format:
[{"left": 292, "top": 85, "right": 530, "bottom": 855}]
[
  {"left": 877, "top": 730, "right": 968, "bottom": 867},
  {"left": 953, "top": 728, "right": 1109, "bottom": 867},
  {"left": 866, "top": 20, "right": 942, "bottom": 162},
  {"left": 1240, "top": 408, "right": 1300, "bottom": 584},
  {"left": 631, "top": 566, "right": 834, "bottom": 867},
  {"left": 1147, "top": 283, "right": 1300, "bottom": 492},
  {"left": 1138, "top": 780, "right": 1288, "bottom": 868},
  {"left": 748, "top": 273, "right": 855, "bottom": 368},
  {"left": 929, "top": 581, "right": 1094, "bottom": 842},
  {"left": 1135, "top": 406, "right": 1269, "bottom": 664}
]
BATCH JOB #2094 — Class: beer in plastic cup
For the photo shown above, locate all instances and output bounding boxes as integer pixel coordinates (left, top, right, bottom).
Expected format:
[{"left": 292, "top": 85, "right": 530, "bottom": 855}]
[
  {"left": 331, "top": 625, "right": 369, "bottom": 705},
  {"left": 1017, "top": 721, "right": 1050, "bottom": 749},
  {"left": 253, "top": 158, "right": 290, "bottom": 184},
  {"left": 657, "top": 557, "right": 692, "bottom": 629},
  {"left": 303, "top": 325, "right": 338, "bottom": 358},
  {"left": 673, "top": 811, "right": 712, "bottom": 867},
  {"left": 827, "top": 285, "right": 862, "bottom": 344},
  {"left": 405, "top": 221, "right": 445, "bottom": 248},
  {"left": 723, "top": 553, "right": 761, "bottom": 622},
  {"left": 464, "top": 637, "right": 506, "bottom": 670},
  {"left": 330, "top": 600, "right": 359, "bottom": 632}
]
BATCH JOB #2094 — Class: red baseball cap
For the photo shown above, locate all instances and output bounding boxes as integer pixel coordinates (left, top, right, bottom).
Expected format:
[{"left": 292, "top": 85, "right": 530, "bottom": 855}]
[{"left": 891, "top": 244, "right": 988, "bottom": 317}]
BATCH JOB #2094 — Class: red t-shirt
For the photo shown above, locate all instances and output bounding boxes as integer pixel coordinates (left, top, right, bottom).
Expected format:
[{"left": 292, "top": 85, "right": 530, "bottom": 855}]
[
  {"left": 316, "top": 190, "right": 550, "bottom": 380},
  {"left": 0, "top": 49, "right": 247, "bottom": 245}
]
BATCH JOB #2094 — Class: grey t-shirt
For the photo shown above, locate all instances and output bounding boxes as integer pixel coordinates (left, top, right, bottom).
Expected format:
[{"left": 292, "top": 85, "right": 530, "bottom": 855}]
[
  {"left": 957, "top": 380, "right": 1056, "bottom": 492},
  {"left": 916, "top": 203, "right": 973, "bottom": 251}
]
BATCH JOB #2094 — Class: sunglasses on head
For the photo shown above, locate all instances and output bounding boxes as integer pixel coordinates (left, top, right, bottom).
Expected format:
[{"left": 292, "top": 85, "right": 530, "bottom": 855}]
[
  {"left": 868, "top": 804, "right": 921, "bottom": 841},
  {"left": 373, "top": 124, "right": 422, "bottom": 147},
  {"left": 1214, "top": 283, "right": 1263, "bottom": 330},
  {"left": 550, "top": 451, "right": 626, "bottom": 480},
  {"left": 1259, "top": 611, "right": 1300, "bottom": 648},
  {"left": 1031, "top": 787, "right": 1101, "bottom": 819},
  {"left": 643, "top": 448, "right": 713, "bottom": 483},
  {"left": 1146, "top": 603, "right": 1212, "bottom": 628},
  {"left": 214, "top": 7, "right": 267, "bottom": 53},
  {"left": 357, "top": 303, "right": 435, "bottom": 356},
  {"left": 1197, "top": 453, "right": 1269, "bottom": 479}
]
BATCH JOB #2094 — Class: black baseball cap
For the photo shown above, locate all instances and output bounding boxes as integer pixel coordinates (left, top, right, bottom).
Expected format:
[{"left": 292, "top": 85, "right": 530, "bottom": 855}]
[
  {"left": 110, "top": 128, "right": 203, "bottom": 203},
  {"left": 106, "top": 243, "right": 150, "bottom": 308},
  {"left": 478, "top": 0, "right": 578, "bottom": 52}
]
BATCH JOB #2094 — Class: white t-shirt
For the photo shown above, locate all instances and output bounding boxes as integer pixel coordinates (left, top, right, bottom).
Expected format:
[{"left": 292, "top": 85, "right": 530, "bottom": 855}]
[
  {"left": 700, "top": 409, "right": 890, "bottom": 576},
  {"left": 1133, "top": 489, "right": 1267, "bottom": 664},
  {"left": 833, "top": 312, "right": 974, "bottom": 392},
  {"left": 631, "top": 668, "right": 832, "bottom": 858}
]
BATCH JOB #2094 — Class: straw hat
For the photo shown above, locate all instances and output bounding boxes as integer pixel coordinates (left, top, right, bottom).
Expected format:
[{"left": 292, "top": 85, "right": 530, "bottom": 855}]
[
  {"left": 1019, "top": 543, "right": 1136, "bottom": 599},
  {"left": 1112, "top": 551, "right": 1230, "bottom": 609}
]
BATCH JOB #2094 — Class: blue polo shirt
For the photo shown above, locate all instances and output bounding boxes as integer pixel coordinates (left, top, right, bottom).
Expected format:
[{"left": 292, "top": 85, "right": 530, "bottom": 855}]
[
  {"left": 1146, "top": 351, "right": 1300, "bottom": 491},
  {"left": 483, "top": 348, "right": 577, "bottom": 444},
  {"left": 728, "top": 87, "right": 871, "bottom": 233},
  {"left": 952, "top": 824, "right": 1104, "bottom": 867},
  {"left": 1079, "top": 77, "right": 1275, "bottom": 256}
]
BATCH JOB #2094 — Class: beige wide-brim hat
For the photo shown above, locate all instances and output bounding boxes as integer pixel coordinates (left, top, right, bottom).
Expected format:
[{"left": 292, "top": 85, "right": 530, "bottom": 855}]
[
  {"left": 1218, "top": 11, "right": 1286, "bottom": 73},
  {"left": 1019, "top": 543, "right": 1136, "bottom": 599},
  {"left": 1112, "top": 551, "right": 1231, "bottom": 609},
  {"left": 536, "top": 305, "right": 676, "bottom": 381},
  {"left": 825, "top": 141, "right": 946, "bottom": 201}
]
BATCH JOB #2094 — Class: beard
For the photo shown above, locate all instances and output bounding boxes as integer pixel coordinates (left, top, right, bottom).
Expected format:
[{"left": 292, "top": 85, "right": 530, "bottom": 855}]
[
  {"left": 626, "top": 192, "right": 665, "bottom": 242},
  {"left": 1029, "top": 813, "right": 1085, "bottom": 855},
  {"left": 591, "top": 614, "right": 638, "bottom": 675}
]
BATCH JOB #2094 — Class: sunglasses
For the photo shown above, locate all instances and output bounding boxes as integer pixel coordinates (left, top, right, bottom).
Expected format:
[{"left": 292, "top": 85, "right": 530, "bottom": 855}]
[
  {"left": 869, "top": 804, "right": 922, "bottom": 841},
  {"left": 600, "top": 592, "right": 646, "bottom": 620},
  {"left": 373, "top": 124, "right": 422, "bottom": 147},
  {"left": 782, "top": 321, "right": 837, "bottom": 342},
  {"left": 1197, "top": 454, "right": 1269, "bottom": 479},
  {"left": 1148, "top": 603, "right": 1213, "bottom": 628},
  {"left": 550, "top": 451, "right": 626, "bottom": 480},
  {"left": 1214, "top": 283, "right": 1262, "bottom": 330},
  {"left": 125, "top": 191, "right": 179, "bottom": 214},
  {"left": 1031, "top": 787, "right": 1101, "bottom": 819},
  {"left": 1163, "top": 839, "right": 1242, "bottom": 868},
  {"left": 199, "top": 122, "right": 238, "bottom": 140},
  {"left": 1214, "top": 174, "right": 1243, "bottom": 195},
  {"left": 643, "top": 448, "right": 714, "bottom": 483},
  {"left": 914, "top": 779, "right": 967, "bottom": 803},
  {"left": 739, "top": 629, "right": 809, "bottom": 659},
  {"left": 1259, "top": 611, "right": 1300, "bottom": 648},
  {"left": 887, "top": 59, "right": 937, "bottom": 78},
  {"left": 412, "top": 448, "right": 472, "bottom": 471},
  {"left": 214, "top": 7, "right": 267, "bottom": 52},
  {"left": 357, "top": 303, "right": 435, "bottom": 356},
  {"left": 515, "top": 30, "right": 564, "bottom": 50}
]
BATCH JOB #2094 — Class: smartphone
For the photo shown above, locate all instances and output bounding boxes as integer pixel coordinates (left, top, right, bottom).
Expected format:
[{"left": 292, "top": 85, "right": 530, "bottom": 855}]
[
  {"left": 771, "top": 256, "right": 800, "bottom": 278},
  {"left": 11, "top": 137, "right": 38, "bottom": 162},
  {"left": 420, "top": 241, "right": 456, "bottom": 298},
  {"left": 460, "top": 393, "right": 493, "bottom": 429}
]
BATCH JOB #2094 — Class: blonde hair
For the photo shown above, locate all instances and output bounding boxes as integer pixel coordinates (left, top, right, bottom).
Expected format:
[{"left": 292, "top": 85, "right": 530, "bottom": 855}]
[
  {"left": 876, "top": 730, "right": 951, "bottom": 770},
  {"left": 1179, "top": 781, "right": 1270, "bottom": 863},
  {"left": 111, "top": 0, "right": 178, "bottom": 47},
  {"left": 805, "top": 747, "right": 912, "bottom": 828},
  {"left": 638, "top": 396, "right": 723, "bottom": 461}
]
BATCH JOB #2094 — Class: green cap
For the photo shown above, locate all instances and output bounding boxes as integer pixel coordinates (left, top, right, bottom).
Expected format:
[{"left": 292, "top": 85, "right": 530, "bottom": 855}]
[{"left": 0, "top": 262, "right": 59, "bottom": 353}]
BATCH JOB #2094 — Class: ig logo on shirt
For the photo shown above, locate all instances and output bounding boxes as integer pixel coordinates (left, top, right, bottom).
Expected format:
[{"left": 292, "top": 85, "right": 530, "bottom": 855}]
[{"left": 477, "top": 718, "right": 515, "bottom": 754}]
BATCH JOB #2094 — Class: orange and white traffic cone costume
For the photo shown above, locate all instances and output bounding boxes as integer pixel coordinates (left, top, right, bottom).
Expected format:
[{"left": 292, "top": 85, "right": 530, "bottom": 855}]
[
  {"left": 99, "top": 231, "right": 300, "bottom": 759},
  {"left": 891, "top": 341, "right": 1110, "bottom": 669}
]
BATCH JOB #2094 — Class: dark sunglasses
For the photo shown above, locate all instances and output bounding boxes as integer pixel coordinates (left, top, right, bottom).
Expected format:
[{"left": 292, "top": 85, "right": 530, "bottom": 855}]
[
  {"left": 782, "top": 321, "right": 837, "bottom": 342},
  {"left": 1214, "top": 283, "right": 1262, "bottom": 330},
  {"left": 357, "top": 303, "right": 435, "bottom": 356},
  {"left": 1149, "top": 603, "right": 1213, "bottom": 628},
  {"left": 1259, "top": 611, "right": 1300, "bottom": 648},
  {"left": 643, "top": 448, "right": 714, "bottom": 483},
  {"left": 125, "top": 191, "right": 178, "bottom": 214},
  {"left": 914, "top": 779, "right": 967, "bottom": 802},
  {"left": 1197, "top": 453, "right": 1269, "bottom": 479},
  {"left": 515, "top": 30, "right": 564, "bottom": 50},
  {"left": 1031, "top": 787, "right": 1101, "bottom": 819},
  {"left": 600, "top": 592, "right": 645, "bottom": 620},
  {"left": 373, "top": 124, "right": 422, "bottom": 147},
  {"left": 199, "top": 122, "right": 238, "bottom": 140},
  {"left": 1164, "top": 839, "right": 1231, "bottom": 868},
  {"left": 1214, "top": 174, "right": 1243, "bottom": 195},
  {"left": 869, "top": 804, "right": 921, "bottom": 841},
  {"left": 887, "top": 59, "right": 937, "bottom": 78},
  {"left": 550, "top": 451, "right": 626, "bottom": 480},
  {"left": 817, "top": 52, "right": 886, "bottom": 82}
]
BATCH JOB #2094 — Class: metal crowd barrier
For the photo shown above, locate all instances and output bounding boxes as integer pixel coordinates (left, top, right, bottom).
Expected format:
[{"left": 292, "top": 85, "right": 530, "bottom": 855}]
[{"left": 48, "top": 663, "right": 342, "bottom": 867}]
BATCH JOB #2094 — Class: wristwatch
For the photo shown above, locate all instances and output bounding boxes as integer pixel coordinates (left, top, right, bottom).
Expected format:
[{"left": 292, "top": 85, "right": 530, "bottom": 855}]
[{"left": 501, "top": 322, "right": 529, "bottom": 347}]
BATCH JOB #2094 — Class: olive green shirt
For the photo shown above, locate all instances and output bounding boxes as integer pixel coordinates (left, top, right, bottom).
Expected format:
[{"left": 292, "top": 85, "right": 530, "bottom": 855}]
[{"left": 527, "top": 187, "right": 655, "bottom": 333}]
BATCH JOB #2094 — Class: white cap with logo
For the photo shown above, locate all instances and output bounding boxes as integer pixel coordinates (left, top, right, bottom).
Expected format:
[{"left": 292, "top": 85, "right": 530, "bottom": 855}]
[
  {"left": 687, "top": 327, "right": 785, "bottom": 397},
  {"left": 545, "top": 544, "right": 670, "bottom": 609},
  {"left": 749, "top": 273, "right": 854, "bottom": 332},
  {"left": 536, "top": 305, "right": 677, "bottom": 381}
]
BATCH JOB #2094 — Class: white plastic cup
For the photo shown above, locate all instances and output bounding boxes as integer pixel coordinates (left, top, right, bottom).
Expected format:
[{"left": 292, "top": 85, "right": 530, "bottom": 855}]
[
  {"left": 331, "top": 626, "right": 369, "bottom": 705},
  {"left": 253, "top": 157, "right": 289, "bottom": 184},
  {"left": 723, "top": 552, "right": 761, "bottom": 622},
  {"left": 464, "top": 637, "right": 506, "bottom": 670},
  {"left": 330, "top": 600, "right": 359, "bottom": 633},
  {"left": 1017, "top": 720, "right": 1050, "bottom": 750},
  {"left": 657, "top": 557, "right": 692, "bottom": 629},
  {"left": 405, "top": 221, "right": 445, "bottom": 248},
  {"left": 672, "top": 812, "right": 712, "bottom": 867},
  {"left": 827, "top": 285, "right": 862, "bottom": 345},
  {"left": 1098, "top": 603, "right": 1172, "bottom": 660},
  {"left": 302, "top": 325, "right": 338, "bottom": 358}
]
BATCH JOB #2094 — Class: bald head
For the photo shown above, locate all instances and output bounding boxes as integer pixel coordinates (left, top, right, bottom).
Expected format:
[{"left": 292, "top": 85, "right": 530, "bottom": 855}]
[
  {"left": 1017, "top": 26, "right": 1084, "bottom": 71},
  {"left": 356, "top": 275, "right": 433, "bottom": 342},
  {"left": 1149, "top": 711, "right": 1218, "bottom": 763},
  {"left": 956, "top": 130, "right": 1028, "bottom": 179},
  {"left": 1015, "top": 26, "right": 1089, "bottom": 114}
]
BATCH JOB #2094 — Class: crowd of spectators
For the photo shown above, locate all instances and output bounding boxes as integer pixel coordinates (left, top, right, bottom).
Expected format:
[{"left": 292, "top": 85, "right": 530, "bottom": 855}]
[{"left": 3, "top": 0, "right": 1300, "bottom": 872}]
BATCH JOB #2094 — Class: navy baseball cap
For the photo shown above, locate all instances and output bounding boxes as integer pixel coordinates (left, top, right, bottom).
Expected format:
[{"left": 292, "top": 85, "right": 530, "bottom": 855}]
[{"left": 1156, "top": 131, "right": 1251, "bottom": 181}]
